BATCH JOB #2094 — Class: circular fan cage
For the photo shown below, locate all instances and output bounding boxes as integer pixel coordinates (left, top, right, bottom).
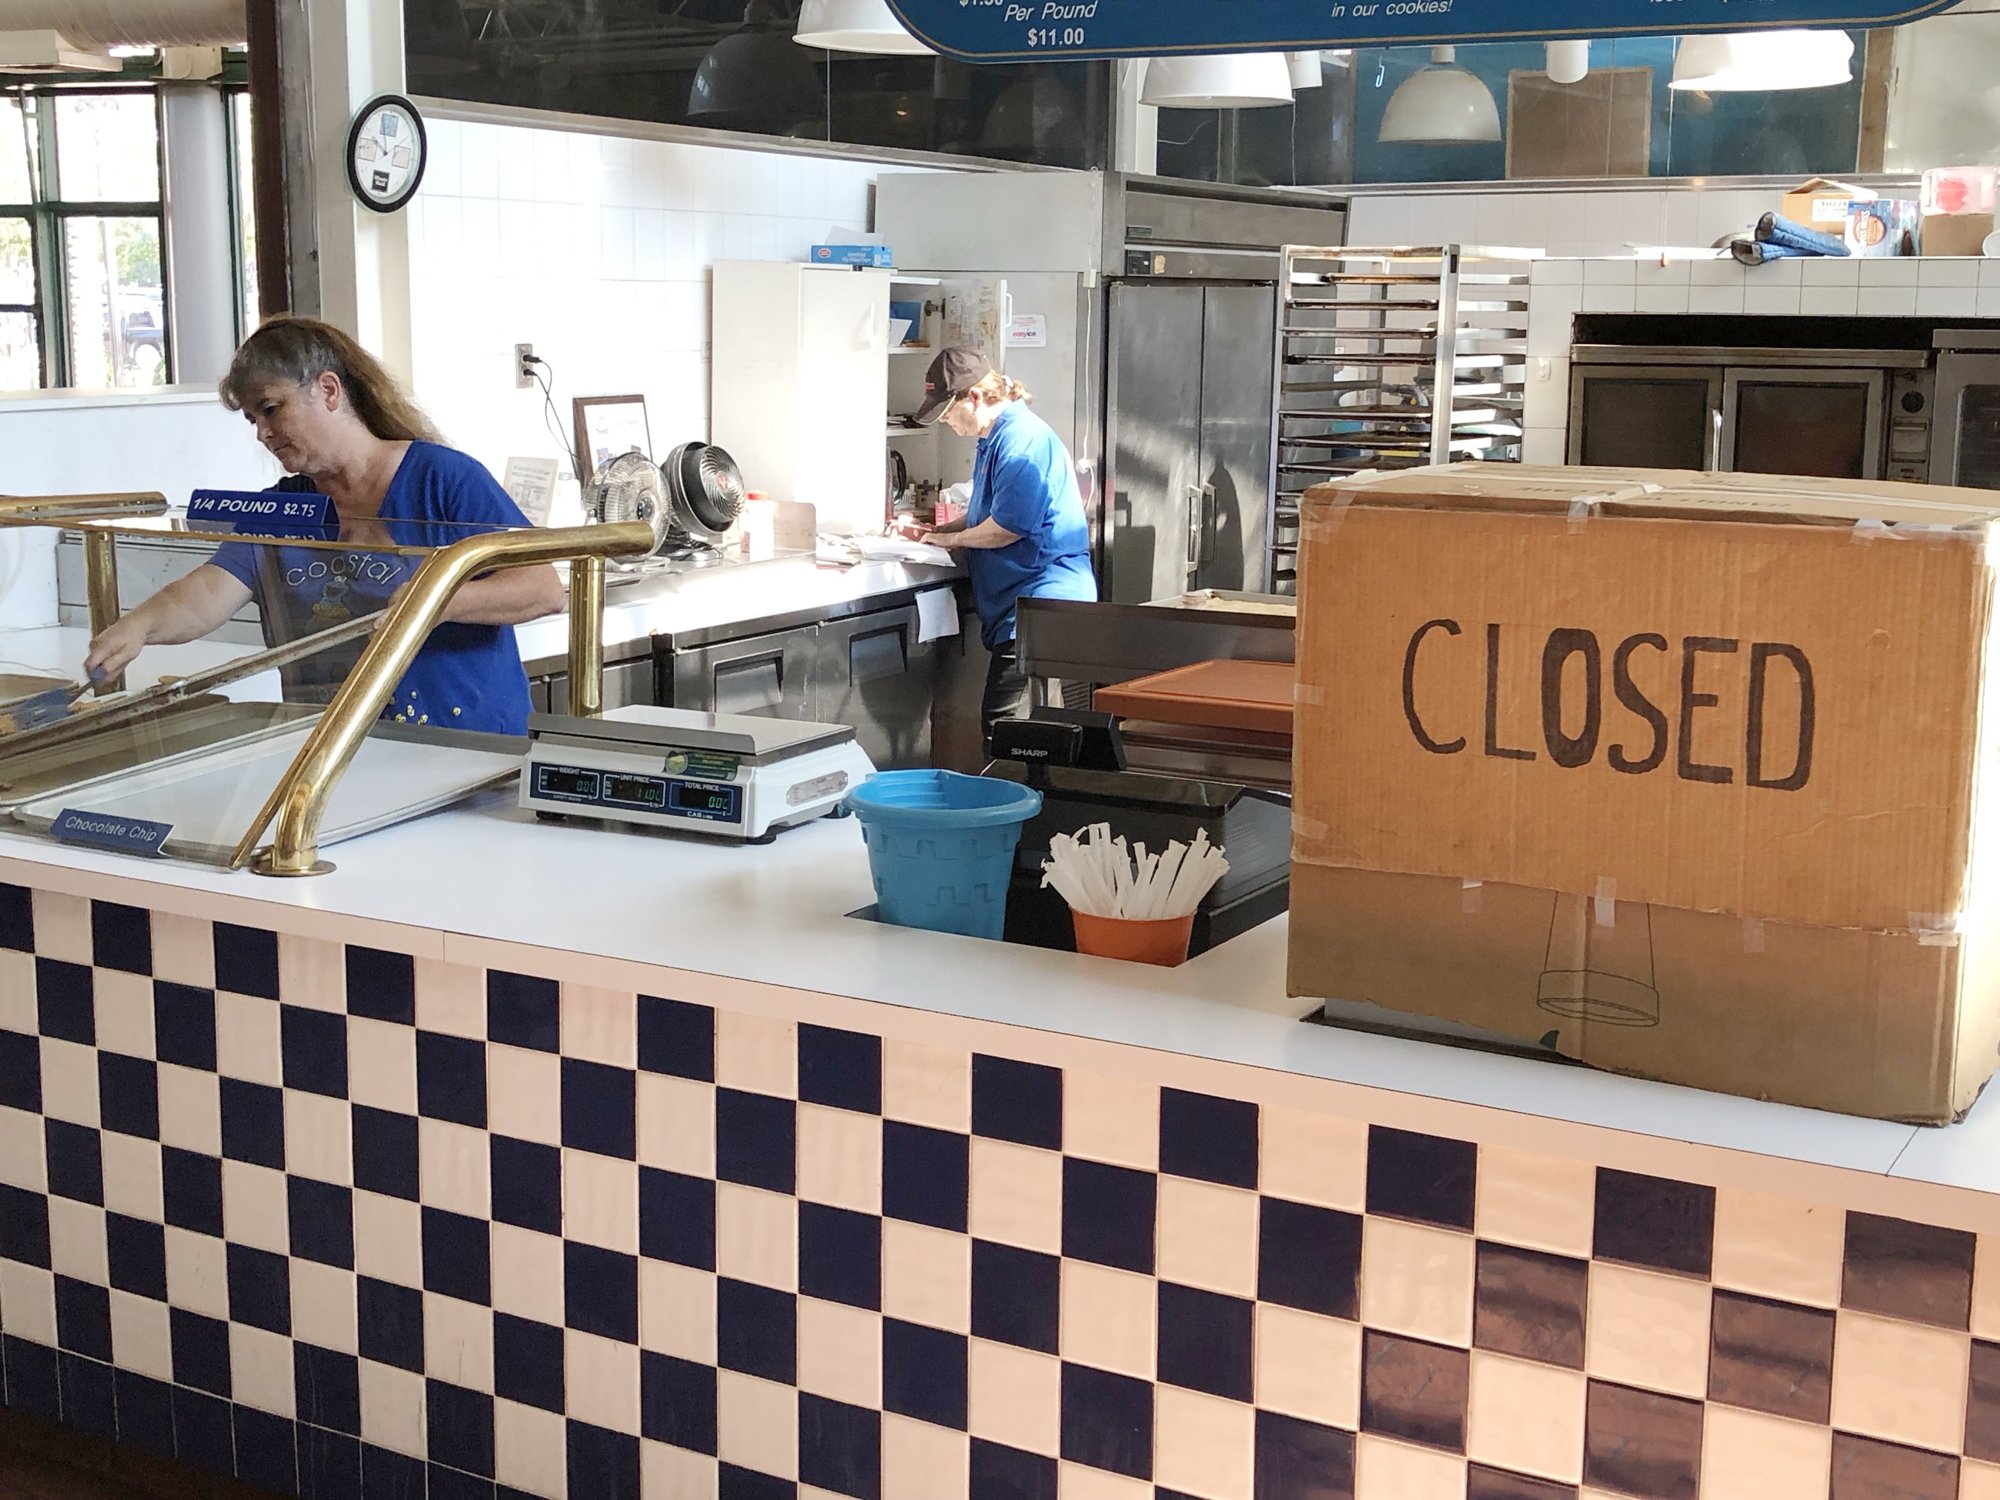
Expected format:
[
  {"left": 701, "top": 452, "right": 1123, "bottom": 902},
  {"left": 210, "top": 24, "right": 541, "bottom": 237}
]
[
  {"left": 664, "top": 441, "right": 749, "bottom": 542},
  {"left": 585, "top": 450, "right": 671, "bottom": 557}
]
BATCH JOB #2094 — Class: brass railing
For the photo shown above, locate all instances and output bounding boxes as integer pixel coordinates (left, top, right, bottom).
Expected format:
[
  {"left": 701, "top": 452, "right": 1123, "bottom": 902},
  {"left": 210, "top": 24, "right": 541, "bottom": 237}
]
[{"left": 232, "top": 521, "right": 656, "bottom": 877}]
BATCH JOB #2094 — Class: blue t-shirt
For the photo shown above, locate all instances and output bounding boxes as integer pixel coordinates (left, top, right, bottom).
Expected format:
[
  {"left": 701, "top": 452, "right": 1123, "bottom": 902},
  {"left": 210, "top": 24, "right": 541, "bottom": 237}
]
[
  {"left": 966, "top": 402, "right": 1096, "bottom": 649},
  {"left": 210, "top": 442, "right": 537, "bottom": 735}
]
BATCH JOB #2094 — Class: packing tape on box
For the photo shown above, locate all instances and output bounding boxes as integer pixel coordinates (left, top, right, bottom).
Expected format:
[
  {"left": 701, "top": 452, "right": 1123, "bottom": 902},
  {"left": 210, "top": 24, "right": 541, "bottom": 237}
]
[
  {"left": 1851, "top": 518, "right": 1901, "bottom": 545},
  {"left": 1742, "top": 917, "right": 1765, "bottom": 954},
  {"left": 1300, "top": 491, "right": 1356, "bottom": 545},
  {"left": 1293, "top": 684, "right": 1327, "bottom": 707},
  {"left": 1292, "top": 814, "right": 1329, "bottom": 846},
  {"left": 1461, "top": 878, "right": 1483, "bottom": 915},
  {"left": 1568, "top": 497, "right": 1598, "bottom": 535},
  {"left": 1910, "top": 911, "right": 1964, "bottom": 948},
  {"left": 1594, "top": 875, "right": 1617, "bottom": 929}
]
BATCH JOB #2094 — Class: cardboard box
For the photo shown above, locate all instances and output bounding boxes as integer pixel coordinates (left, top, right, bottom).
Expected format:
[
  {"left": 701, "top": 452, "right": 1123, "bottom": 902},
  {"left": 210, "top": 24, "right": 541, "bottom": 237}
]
[
  {"left": 1287, "top": 465, "right": 2000, "bottom": 1121},
  {"left": 1846, "top": 199, "right": 1921, "bottom": 257},
  {"left": 1781, "top": 176, "right": 1875, "bottom": 229},
  {"left": 1923, "top": 212, "right": 1996, "bottom": 258},
  {"left": 811, "top": 244, "right": 894, "bottom": 267}
]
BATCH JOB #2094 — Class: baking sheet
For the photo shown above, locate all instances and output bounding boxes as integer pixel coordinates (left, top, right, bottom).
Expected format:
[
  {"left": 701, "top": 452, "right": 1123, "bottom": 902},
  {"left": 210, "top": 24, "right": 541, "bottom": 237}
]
[{"left": 12, "top": 723, "right": 521, "bottom": 865}]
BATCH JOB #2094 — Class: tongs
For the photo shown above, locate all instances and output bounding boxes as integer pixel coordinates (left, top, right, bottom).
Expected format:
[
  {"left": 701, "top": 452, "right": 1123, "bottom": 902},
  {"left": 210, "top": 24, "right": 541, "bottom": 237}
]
[{"left": 0, "top": 613, "right": 381, "bottom": 758}]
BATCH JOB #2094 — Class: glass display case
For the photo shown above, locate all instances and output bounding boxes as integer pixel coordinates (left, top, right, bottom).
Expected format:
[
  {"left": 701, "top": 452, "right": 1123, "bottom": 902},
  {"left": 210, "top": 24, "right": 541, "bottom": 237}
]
[{"left": 0, "top": 491, "right": 654, "bottom": 874}]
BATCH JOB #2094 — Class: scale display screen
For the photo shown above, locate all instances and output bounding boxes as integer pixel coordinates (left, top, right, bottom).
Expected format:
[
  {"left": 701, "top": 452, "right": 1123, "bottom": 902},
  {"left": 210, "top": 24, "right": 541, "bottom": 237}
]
[
  {"left": 535, "top": 766, "right": 600, "bottom": 801},
  {"left": 669, "top": 781, "right": 741, "bottom": 821},
  {"left": 604, "top": 775, "right": 667, "bottom": 809}
]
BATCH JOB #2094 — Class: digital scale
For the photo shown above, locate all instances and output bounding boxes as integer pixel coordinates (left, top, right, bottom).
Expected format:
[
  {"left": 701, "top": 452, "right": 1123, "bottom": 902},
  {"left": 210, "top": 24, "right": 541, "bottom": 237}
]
[{"left": 521, "top": 706, "right": 877, "bottom": 842}]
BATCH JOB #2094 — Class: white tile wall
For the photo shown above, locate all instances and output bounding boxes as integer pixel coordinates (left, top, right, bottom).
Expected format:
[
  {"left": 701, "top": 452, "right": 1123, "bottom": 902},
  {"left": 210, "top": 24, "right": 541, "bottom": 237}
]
[
  {"left": 406, "top": 119, "right": 927, "bottom": 512},
  {"left": 1347, "top": 186, "right": 1784, "bottom": 260}
]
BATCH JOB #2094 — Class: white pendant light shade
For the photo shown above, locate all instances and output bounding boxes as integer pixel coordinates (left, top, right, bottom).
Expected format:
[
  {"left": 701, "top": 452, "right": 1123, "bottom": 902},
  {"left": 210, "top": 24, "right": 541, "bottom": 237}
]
[
  {"left": 1670, "top": 29, "right": 1854, "bottom": 90},
  {"left": 1545, "top": 40, "right": 1590, "bottom": 85},
  {"left": 793, "top": 0, "right": 933, "bottom": 55},
  {"left": 1140, "top": 53, "right": 1294, "bottom": 109},
  {"left": 1378, "top": 46, "right": 1501, "bottom": 143},
  {"left": 1287, "top": 51, "right": 1323, "bottom": 90}
]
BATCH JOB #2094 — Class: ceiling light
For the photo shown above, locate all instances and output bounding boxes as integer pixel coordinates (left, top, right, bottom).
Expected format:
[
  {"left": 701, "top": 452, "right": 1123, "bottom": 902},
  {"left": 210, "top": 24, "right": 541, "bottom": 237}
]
[
  {"left": 1140, "top": 53, "right": 1294, "bottom": 110},
  {"left": 1546, "top": 40, "right": 1590, "bottom": 85},
  {"left": 1670, "top": 30, "right": 1854, "bottom": 91},
  {"left": 1378, "top": 46, "right": 1501, "bottom": 143},
  {"left": 793, "top": 0, "right": 933, "bottom": 56},
  {"left": 1287, "top": 52, "right": 1323, "bottom": 90},
  {"left": 692, "top": 1, "right": 822, "bottom": 120}
]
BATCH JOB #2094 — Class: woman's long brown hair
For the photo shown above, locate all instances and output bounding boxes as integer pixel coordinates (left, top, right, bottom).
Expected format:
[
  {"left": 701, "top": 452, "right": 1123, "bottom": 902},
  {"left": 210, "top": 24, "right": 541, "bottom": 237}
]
[{"left": 220, "top": 315, "right": 445, "bottom": 445}]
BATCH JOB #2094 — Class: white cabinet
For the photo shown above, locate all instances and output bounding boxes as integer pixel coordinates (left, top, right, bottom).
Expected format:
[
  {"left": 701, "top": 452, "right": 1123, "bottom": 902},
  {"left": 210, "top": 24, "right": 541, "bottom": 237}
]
[{"left": 711, "top": 261, "right": 892, "bottom": 537}]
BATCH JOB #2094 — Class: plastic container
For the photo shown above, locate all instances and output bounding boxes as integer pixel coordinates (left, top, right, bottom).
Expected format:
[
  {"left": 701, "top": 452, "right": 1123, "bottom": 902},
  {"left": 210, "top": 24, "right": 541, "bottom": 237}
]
[
  {"left": 844, "top": 771, "right": 1042, "bottom": 940},
  {"left": 1071, "top": 909, "right": 1197, "bottom": 968},
  {"left": 1923, "top": 165, "right": 1999, "bottom": 217}
]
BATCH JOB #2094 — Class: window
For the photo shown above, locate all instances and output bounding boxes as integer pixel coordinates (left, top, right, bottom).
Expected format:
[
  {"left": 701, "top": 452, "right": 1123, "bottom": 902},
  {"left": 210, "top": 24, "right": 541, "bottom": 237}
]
[
  {"left": 0, "top": 85, "right": 168, "bottom": 391},
  {"left": 228, "top": 88, "right": 258, "bottom": 339},
  {"left": 407, "top": 1, "right": 1108, "bottom": 169}
]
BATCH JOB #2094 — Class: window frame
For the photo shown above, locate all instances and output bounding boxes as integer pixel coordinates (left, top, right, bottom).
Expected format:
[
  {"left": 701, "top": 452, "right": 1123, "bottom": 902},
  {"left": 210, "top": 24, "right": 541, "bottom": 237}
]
[{"left": 0, "top": 81, "right": 171, "bottom": 391}]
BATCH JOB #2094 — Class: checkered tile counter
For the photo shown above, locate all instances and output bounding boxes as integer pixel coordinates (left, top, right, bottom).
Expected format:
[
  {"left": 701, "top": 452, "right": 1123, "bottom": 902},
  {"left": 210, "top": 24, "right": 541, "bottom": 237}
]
[{"left": 3, "top": 877, "right": 2000, "bottom": 1500}]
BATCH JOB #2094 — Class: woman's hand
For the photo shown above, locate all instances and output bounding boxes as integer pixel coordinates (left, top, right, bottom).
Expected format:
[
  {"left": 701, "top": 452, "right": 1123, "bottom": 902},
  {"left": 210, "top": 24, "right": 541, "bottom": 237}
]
[{"left": 83, "top": 615, "right": 152, "bottom": 681}]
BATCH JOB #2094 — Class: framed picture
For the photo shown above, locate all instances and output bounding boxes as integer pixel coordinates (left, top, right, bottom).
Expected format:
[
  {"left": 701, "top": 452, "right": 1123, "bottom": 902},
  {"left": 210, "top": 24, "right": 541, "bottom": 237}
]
[{"left": 572, "top": 395, "right": 652, "bottom": 487}]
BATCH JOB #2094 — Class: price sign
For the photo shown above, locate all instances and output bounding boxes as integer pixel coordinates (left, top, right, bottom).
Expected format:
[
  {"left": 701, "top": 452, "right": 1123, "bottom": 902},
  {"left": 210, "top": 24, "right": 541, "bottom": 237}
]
[
  {"left": 187, "top": 489, "right": 334, "bottom": 534},
  {"left": 883, "top": 0, "right": 1955, "bottom": 63},
  {"left": 52, "top": 809, "right": 172, "bottom": 858}
]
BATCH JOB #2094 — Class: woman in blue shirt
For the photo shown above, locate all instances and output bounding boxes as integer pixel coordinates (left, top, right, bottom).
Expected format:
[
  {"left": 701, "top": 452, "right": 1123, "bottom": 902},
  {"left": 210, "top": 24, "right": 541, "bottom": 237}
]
[
  {"left": 915, "top": 346, "right": 1096, "bottom": 750},
  {"left": 84, "top": 317, "right": 561, "bottom": 735}
]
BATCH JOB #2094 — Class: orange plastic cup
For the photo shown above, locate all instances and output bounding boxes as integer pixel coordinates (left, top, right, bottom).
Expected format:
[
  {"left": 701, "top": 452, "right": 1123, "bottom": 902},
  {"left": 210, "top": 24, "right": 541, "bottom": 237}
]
[{"left": 1071, "top": 909, "right": 1197, "bottom": 967}]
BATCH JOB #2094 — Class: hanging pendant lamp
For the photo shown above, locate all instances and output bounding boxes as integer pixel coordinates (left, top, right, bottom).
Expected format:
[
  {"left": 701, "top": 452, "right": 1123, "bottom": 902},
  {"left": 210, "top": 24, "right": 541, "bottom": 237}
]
[
  {"left": 1287, "top": 52, "right": 1323, "bottom": 90},
  {"left": 793, "top": 0, "right": 933, "bottom": 56},
  {"left": 692, "top": 0, "right": 823, "bottom": 119},
  {"left": 1669, "top": 29, "right": 1854, "bottom": 91},
  {"left": 1378, "top": 46, "right": 1501, "bottom": 143},
  {"left": 1140, "top": 53, "right": 1294, "bottom": 110},
  {"left": 1545, "top": 40, "right": 1590, "bottom": 85}
]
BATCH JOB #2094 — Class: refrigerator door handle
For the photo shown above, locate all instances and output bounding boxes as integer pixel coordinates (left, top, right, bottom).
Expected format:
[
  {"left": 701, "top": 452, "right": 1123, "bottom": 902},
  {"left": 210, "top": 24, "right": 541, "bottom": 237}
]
[
  {"left": 1199, "top": 483, "right": 1217, "bottom": 566},
  {"left": 1185, "top": 484, "right": 1205, "bottom": 580}
]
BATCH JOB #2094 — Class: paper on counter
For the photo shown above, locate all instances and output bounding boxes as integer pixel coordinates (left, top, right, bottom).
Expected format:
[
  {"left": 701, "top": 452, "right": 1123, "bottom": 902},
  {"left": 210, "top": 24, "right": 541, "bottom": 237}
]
[
  {"left": 916, "top": 588, "right": 960, "bottom": 644},
  {"left": 847, "top": 535, "right": 958, "bottom": 568},
  {"left": 502, "top": 457, "right": 560, "bottom": 525}
]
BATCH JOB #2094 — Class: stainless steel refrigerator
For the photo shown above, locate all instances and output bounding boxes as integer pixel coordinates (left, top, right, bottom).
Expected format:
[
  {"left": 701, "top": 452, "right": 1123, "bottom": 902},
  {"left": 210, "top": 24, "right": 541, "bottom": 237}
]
[{"left": 1103, "top": 279, "right": 1276, "bottom": 603}]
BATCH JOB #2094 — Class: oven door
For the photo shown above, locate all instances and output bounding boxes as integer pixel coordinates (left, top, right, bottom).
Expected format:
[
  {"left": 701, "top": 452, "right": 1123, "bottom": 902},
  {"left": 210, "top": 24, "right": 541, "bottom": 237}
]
[
  {"left": 1567, "top": 365, "right": 1720, "bottom": 470},
  {"left": 1933, "top": 349, "right": 2000, "bottom": 490},
  {"left": 1721, "top": 367, "right": 1885, "bottom": 480}
]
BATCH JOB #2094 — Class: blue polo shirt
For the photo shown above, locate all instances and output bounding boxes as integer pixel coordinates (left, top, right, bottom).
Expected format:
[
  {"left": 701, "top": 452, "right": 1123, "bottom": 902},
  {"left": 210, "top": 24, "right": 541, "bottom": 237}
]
[
  {"left": 966, "top": 401, "right": 1095, "bottom": 649},
  {"left": 210, "top": 442, "right": 537, "bottom": 735}
]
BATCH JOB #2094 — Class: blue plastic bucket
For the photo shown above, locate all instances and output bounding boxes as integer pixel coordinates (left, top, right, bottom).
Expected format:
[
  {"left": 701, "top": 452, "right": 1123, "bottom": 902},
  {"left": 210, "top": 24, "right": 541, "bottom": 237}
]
[{"left": 843, "top": 771, "right": 1043, "bottom": 940}]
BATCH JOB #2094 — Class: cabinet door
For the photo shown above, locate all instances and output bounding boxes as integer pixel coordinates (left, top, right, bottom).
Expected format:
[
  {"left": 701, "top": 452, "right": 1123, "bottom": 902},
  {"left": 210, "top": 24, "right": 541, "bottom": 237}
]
[
  {"left": 666, "top": 628, "right": 815, "bottom": 720},
  {"left": 813, "top": 605, "right": 935, "bottom": 770},
  {"left": 1195, "top": 284, "right": 1277, "bottom": 593},
  {"left": 797, "top": 268, "right": 892, "bottom": 534},
  {"left": 1106, "top": 282, "right": 1206, "bottom": 604}
]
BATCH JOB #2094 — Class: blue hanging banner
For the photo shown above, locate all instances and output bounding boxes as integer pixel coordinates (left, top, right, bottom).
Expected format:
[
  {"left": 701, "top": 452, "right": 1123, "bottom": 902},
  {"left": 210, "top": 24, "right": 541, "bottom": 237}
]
[{"left": 883, "top": 0, "right": 1957, "bottom": 63}]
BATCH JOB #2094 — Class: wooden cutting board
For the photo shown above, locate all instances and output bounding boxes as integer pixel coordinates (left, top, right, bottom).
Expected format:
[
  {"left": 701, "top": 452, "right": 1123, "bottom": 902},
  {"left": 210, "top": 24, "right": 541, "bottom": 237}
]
[{"left": 1094, "top": 659, "right": 1296, "bottom": 737}]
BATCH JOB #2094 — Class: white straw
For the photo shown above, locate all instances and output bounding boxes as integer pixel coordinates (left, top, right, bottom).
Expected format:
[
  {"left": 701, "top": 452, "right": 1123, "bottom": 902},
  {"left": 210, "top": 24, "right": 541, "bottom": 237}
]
[{"left": 1039, "top": 824, "right": 1231, "bottom": 921}]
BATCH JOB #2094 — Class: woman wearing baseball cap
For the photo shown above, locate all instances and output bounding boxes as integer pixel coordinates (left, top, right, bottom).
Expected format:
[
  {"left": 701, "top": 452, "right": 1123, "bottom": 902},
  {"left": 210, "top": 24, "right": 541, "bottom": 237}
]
[{"left": 913, "top": 345, "right": 1096, "bottom": 751}]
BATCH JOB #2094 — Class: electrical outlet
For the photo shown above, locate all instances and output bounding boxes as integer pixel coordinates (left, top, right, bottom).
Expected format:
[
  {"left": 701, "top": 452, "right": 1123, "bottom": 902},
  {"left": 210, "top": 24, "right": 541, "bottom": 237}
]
[{"left": 514, "top": 343, "right": 535, "bottom": 390}]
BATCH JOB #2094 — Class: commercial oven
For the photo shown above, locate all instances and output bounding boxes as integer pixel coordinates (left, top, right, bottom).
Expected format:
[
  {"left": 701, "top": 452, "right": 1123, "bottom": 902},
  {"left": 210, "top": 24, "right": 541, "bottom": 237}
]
[
  {"left": 1568, "top": 345, "right": 1935, "bottom": 483},
  {"left": 1931, "top": 330, "right": 2000, "bottom": 490}
]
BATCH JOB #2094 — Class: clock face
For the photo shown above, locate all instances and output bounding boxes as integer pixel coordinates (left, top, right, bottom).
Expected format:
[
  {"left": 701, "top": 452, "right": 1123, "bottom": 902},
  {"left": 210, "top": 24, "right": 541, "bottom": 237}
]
[{"left": 345, "top": 95, "right": 427, "bottom": 214}]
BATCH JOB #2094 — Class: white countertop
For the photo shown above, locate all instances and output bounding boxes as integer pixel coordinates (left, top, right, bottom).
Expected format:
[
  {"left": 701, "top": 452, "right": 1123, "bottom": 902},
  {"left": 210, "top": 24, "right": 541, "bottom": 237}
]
[
  {"left": 0, "top": 626, "right": 281, "bottom": 703},
  {"left": 516, "top": 554, "right": 961, "bottom": 663},
  {"left": 0, "top": 787, "right": 1986, "bottom": 1199}
]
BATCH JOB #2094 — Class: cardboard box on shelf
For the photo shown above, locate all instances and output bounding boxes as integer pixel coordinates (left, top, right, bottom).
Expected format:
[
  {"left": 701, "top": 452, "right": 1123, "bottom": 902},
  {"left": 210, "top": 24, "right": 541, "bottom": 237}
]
[
  {"left": 1846, "top": 199, "right": 1921, "bottom": 256},
  {"left": 1780, "top": 176, "right": 1875, "bottom": 229},
  {"left": 1923, "top": 212, "right": 1996, "bottom": 257},
  {"left": 1287, "top": 464, "right": 2000, "bottom": 1122}
]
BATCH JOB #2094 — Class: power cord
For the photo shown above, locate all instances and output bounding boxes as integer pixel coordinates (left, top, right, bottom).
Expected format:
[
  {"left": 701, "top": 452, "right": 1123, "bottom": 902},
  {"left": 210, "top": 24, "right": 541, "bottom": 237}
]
[{"left": 523, "top": 353, "right": 582, "bottom": 482}]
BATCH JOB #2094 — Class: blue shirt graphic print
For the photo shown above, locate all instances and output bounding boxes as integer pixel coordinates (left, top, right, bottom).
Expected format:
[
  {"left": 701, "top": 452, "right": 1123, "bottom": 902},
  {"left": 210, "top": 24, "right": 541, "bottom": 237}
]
[
  {"left": 210, "top": 442, "right": 538, "bottom": 735},
  {"left": 965, "top": 400, "right": 1096, "bottom": 649}
]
